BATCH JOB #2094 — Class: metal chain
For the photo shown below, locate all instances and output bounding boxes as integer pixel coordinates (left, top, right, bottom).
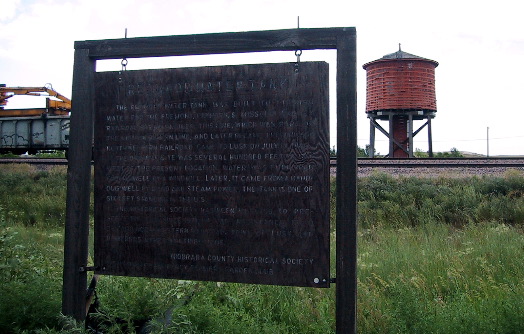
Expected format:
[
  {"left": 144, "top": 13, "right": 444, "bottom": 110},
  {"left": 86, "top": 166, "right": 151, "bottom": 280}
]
[
  {"left": 294, "top": 49, "right": 302, "bottom": 73},
  {"left": 121, "top": 58, "right": 128, "bottom": 71}
]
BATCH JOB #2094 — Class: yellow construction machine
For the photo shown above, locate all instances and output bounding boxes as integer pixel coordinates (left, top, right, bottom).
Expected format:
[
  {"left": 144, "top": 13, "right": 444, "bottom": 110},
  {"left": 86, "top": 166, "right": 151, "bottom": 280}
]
[{"left": 0, "top": 84, "right": 71, "bottom": 116}]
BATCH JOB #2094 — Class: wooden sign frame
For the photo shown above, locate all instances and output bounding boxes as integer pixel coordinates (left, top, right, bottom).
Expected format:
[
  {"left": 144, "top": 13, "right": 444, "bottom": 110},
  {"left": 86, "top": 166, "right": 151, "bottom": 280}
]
[{"left": 62, "top": 27, "right": 357, "bottom": 333}]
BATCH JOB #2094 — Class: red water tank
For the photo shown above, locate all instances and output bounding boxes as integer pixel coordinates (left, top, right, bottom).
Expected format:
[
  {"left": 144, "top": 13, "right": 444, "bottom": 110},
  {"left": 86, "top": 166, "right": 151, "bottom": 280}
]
[{"left": 363, "top": 49, "right": 438, "bottom": 113}]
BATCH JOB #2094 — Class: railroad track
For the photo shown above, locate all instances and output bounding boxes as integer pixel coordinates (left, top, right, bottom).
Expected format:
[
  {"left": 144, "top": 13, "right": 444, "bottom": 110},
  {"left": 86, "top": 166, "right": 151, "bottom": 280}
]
[
  {"left": 331, "top": 157, "right": 524, "bottom": 168},
  {"left": 2, "top": 157, "right": 524, "bottom": 169},
  {"left": 0, "top": 158, "right": 68, "bottom": 167}
]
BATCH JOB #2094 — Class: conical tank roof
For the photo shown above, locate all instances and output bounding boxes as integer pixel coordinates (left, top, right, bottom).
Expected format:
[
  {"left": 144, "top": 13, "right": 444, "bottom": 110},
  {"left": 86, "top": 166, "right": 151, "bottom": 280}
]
[
  {"left": 382, "top": 49, "right": 425, "bottom": 59},
  {"left": 363, "top": 46, "right": 439, "bottom": 68}
]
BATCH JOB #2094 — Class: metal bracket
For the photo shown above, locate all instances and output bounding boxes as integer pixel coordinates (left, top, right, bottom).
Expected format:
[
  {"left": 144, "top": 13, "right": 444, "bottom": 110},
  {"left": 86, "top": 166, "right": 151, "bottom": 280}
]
[{"left": 79, "top": 266, "right": 97, "bottom": 272}]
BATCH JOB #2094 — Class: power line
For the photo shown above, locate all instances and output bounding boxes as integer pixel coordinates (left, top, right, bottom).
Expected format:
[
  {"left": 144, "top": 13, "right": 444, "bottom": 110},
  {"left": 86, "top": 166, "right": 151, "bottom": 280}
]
[
  {"left": 359, "top": 135, "right": 524, "bottom": 143},
  {"left": 434, "top": 135, "right": 524, "bottom": 143}
]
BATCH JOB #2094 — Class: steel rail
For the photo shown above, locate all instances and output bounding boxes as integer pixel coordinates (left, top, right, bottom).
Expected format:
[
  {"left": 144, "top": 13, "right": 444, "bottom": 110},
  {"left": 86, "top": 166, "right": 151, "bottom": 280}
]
[
  {"left": 331, "top": 158, "right": 524, "bottom": 168},
  {"left": 3, "top": 157, "right": 524, "bottom": 169},
  {"left": 0, "top": 158, "right": 68, "bottom": 166}
]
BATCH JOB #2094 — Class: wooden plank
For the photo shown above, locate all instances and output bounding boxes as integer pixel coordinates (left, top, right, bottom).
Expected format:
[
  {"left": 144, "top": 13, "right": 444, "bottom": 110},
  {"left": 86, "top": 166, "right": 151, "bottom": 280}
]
[
  {"left": 62, "top": 48, "right": 95, "bottom": 321},
  {"left": 335, "top": 30, "right": 358, "bottom": 334},
  {"left": 75, "top": 28, "right": 355, "bottom": 59}
]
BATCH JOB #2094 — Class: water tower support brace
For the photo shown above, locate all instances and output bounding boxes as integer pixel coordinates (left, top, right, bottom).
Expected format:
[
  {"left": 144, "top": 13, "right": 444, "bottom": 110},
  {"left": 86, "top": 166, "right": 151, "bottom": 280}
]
[
  {"left": 368, "top": 114, "right": 434, "bottom": 158},
  {"left": 388, "top": 114, "right": 395, "bottom": 157},
  {"left": 368, "top": 116, "right": 409, "bottom": 157}
]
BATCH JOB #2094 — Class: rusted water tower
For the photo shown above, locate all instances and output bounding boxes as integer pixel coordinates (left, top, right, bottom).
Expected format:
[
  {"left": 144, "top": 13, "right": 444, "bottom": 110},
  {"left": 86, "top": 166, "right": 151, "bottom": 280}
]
[{"left": 363, "top": 46, "right": 438, "bottom": 158}]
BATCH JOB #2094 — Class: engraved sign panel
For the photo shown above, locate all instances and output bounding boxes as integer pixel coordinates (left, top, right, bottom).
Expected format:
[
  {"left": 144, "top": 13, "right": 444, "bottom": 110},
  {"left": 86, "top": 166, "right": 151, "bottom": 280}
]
[{"left": 94, "top": 62, "right": 330, "bottom": 287}]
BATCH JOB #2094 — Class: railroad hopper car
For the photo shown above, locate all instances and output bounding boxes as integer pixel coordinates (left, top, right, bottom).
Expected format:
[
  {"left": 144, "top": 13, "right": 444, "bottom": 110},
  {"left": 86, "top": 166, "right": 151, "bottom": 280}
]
[{"left": 0, "top": 115, "right": 70, "bottom": 155}]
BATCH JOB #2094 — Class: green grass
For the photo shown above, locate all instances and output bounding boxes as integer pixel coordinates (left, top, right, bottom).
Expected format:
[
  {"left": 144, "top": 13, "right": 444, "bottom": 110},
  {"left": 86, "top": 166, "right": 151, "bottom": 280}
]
[
  {"left": 358, "top": 222, "right": 524, "bottom": 333},
  {"left": 0, "top": 166, "right": 523, "bottom": 333},
  {"left": 0, "top": 220, "right": 64, "bottom": 332},
  {"left": 358, "top": 170, "right": 524, "bottom": 228},
  {"left": 0, "top": 164, "right": 68, "bottom": 228},
  {"left": 34, "top": 151, "right": 67, "bottom": 159}
]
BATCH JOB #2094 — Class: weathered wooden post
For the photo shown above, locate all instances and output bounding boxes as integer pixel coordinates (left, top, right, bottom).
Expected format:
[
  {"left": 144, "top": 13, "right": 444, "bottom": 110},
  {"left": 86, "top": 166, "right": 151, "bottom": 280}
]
[
  {"left": 62, "top": 48, "right": 95, "bottom": 320},
  {"left": 336, "top": 31, "right": 358, "bottom": 333}
]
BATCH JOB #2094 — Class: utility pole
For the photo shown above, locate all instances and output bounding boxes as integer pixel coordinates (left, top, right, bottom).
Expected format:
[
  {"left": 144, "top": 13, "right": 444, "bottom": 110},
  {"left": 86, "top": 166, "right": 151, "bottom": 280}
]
[{"left": 487, "top": 127, "right": 490, "bottom": 157}]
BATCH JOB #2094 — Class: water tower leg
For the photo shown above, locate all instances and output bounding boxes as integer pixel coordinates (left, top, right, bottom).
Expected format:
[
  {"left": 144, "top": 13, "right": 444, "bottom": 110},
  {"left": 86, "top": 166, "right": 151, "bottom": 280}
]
[
  {"left": 388, "top": 114, "right": 394, "bottom": 157},
  {"left": 428, "top": 117, "right": 433, "bottom": 157},
  {"left": 369, "top": 118, "right": 375, "bottom": 158},
  {"left": 408, "top": 114, "right": 414, "bottom": 157}
]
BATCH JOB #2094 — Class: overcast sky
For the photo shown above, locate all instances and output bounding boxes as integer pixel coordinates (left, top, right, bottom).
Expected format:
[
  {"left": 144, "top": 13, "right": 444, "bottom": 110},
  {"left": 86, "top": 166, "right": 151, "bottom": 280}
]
[{"left": 1, "top": 0, "right": 523, "bottom": 156}]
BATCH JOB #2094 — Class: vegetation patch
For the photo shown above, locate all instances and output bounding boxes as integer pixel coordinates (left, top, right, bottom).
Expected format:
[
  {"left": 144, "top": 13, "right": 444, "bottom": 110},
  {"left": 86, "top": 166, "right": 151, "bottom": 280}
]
[{"left": 0, "top": 167, "right": 523, "bottom": 333}]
